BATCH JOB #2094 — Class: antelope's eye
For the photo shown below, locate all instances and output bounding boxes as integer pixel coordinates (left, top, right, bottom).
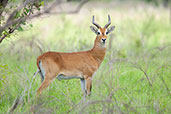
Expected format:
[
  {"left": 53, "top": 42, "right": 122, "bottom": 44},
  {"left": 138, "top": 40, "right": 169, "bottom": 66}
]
[
  {"left": 106, "top": 31, "right": 108, "bottom": 35},
  {"left": 97, "top": 31, "right": 100, "bottom": 35}
]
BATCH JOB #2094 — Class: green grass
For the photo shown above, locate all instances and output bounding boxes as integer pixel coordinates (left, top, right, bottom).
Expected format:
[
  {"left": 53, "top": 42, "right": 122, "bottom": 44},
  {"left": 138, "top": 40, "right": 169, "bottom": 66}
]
[{"left": 0, "top": 3, "right": 171, "bottom": 114}]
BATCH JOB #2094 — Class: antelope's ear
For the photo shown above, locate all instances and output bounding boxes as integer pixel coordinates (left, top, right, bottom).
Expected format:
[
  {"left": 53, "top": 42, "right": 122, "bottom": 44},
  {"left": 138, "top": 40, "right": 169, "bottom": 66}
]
[
  {"left": 90, "top": 26, "right": 98, "bottom": 34},
  {"left": 107, "top": 26, "right": 115, "bottom": 34}
]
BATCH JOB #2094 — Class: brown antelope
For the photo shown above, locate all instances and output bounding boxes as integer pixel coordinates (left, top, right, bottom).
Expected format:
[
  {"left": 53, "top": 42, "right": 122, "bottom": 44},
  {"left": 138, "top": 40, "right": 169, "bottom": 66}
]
[{"left": 35, "top": 15, "right": 115, "bottom": 96}]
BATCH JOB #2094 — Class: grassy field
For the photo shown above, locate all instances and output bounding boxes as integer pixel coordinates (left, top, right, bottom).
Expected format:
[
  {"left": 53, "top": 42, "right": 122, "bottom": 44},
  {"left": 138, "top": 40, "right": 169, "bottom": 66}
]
[{"left": 0, "top": 1, "right": 171, "bottom": 114}]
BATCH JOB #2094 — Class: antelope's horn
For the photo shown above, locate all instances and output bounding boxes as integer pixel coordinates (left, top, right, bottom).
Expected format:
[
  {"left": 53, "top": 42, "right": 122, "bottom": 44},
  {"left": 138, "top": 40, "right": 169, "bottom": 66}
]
[
  {"left": 104, "top": 15, "right": 111, "bottom": 28},
  {"left": 92, "top": 15, "right": 101, "bottom": 28}
]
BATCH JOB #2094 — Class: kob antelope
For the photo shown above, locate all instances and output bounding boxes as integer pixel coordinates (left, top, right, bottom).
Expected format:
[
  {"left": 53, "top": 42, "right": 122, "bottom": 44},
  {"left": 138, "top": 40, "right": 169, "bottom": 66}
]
[{"left": 35, "top": 15, "right": 115, "bottom": 96}]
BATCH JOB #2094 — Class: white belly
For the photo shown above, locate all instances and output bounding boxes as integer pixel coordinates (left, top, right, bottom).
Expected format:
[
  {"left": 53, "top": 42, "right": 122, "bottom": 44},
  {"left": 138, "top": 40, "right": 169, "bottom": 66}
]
[{"left": 57, "top": 74, "right": 83, "bottom": 80}]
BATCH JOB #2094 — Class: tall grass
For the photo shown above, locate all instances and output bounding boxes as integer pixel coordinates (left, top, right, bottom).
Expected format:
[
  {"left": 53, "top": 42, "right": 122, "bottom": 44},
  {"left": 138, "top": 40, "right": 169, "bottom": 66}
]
[{"left": 0, "top": 2, "right": 171, "bottom": 114}]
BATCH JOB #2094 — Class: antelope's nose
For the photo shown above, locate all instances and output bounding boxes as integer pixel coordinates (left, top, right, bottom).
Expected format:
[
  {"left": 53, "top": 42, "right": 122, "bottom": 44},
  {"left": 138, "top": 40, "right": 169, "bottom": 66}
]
[{"left": 102, "top": 39, "right": 106, "bottom": 43}]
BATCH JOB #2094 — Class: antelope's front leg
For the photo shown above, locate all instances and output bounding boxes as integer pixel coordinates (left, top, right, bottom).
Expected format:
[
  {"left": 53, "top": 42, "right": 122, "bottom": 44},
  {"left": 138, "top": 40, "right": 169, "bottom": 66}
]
[{"left": 85, "top": 77, "right": 92, "bottom": 96}]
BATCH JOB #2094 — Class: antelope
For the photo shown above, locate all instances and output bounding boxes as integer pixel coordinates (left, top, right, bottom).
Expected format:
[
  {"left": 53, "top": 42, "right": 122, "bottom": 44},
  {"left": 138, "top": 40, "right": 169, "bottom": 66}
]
[{"left": 35, "top": 15, "right": 115, "bottom": 96}]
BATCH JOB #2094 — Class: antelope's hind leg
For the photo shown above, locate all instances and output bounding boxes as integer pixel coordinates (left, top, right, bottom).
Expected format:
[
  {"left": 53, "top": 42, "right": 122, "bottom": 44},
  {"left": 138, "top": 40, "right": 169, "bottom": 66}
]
[
  {"left": 85, "top": 77, "right": 92, "bottom": 96},
  {"left": 80, "top": 79, "right": 86, "bottom": 96},
  {"left": 37, "top": 60, "right": 59, "bottom": 95},
  {"left": 37, "top": 73, "right": 57, "bottom": 95}
]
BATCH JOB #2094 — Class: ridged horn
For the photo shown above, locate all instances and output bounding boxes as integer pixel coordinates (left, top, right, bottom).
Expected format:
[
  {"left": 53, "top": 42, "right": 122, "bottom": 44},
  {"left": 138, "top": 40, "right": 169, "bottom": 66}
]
[
  {"left": 104, "top": 15, "right": 111, "bottom": 28},
  {"left": 92, "top": 15, "right": 101, "bottom": 28}
]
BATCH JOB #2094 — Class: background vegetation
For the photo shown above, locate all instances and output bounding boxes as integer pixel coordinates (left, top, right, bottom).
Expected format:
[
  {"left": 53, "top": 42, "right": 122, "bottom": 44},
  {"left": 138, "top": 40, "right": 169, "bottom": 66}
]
[{"left": 0, "top": 0, "right": 171, "bottom": 114}]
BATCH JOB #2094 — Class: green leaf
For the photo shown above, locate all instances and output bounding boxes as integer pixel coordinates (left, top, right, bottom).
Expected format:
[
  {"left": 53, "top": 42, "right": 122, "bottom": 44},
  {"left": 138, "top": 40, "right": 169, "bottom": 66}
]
[
  {"left": 24, "top": 11, "right": 27, "bottom": 16},
  {"left": 40, "top": 1, "right": 44, "bottom": 6},
  {"left": 25, "top": 8, "right": 30, "bottom": 13},
  {"left": 14, "top": 11, "right": 20, "bottom": 18},
  {"left": 17, "top": 26, "right": 24, "bottom": 31},
  {"left": 29, "top": 24, "right": 33, "bottom": 27},
  {"left": 3, "top": 30, "right": 9, "bottom": 35},
  {"left": 21, "top": 21, "right": 26, "bottom": 25}
]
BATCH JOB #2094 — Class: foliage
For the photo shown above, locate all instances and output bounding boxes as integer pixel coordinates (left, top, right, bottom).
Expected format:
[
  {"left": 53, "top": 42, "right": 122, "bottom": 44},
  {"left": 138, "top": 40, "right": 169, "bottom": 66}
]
[
  {"left": 0, "top": 0, "right": 45, "bottom": 43},
  {"left": 0, "top": 0, "right": 88, "bottom": 43},
  {"left": 144, "top": 0, "right": 169, "bottom": 6}
]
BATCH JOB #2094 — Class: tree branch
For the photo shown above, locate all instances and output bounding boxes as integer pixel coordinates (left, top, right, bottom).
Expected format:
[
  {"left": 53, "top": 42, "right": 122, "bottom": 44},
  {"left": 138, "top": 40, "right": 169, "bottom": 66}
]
[
  {"left": 131, "top": 62, "right": 153, "bottom": 87},
  {"left": 0, "top": 0, "right": 88, "bottom": 44}
]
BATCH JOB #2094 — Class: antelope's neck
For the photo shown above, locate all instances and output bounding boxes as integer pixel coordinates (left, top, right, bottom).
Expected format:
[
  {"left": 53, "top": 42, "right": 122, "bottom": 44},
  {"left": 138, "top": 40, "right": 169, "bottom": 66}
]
[{"left": 90, "top": 36, "right": 106, "bottom": 67}]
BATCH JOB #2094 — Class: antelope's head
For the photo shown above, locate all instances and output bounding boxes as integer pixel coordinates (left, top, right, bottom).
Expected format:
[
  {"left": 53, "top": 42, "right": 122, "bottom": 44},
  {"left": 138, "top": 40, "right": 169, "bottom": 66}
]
[{"left": 90, "top": 15, "right": 115, "bottom": 45}]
